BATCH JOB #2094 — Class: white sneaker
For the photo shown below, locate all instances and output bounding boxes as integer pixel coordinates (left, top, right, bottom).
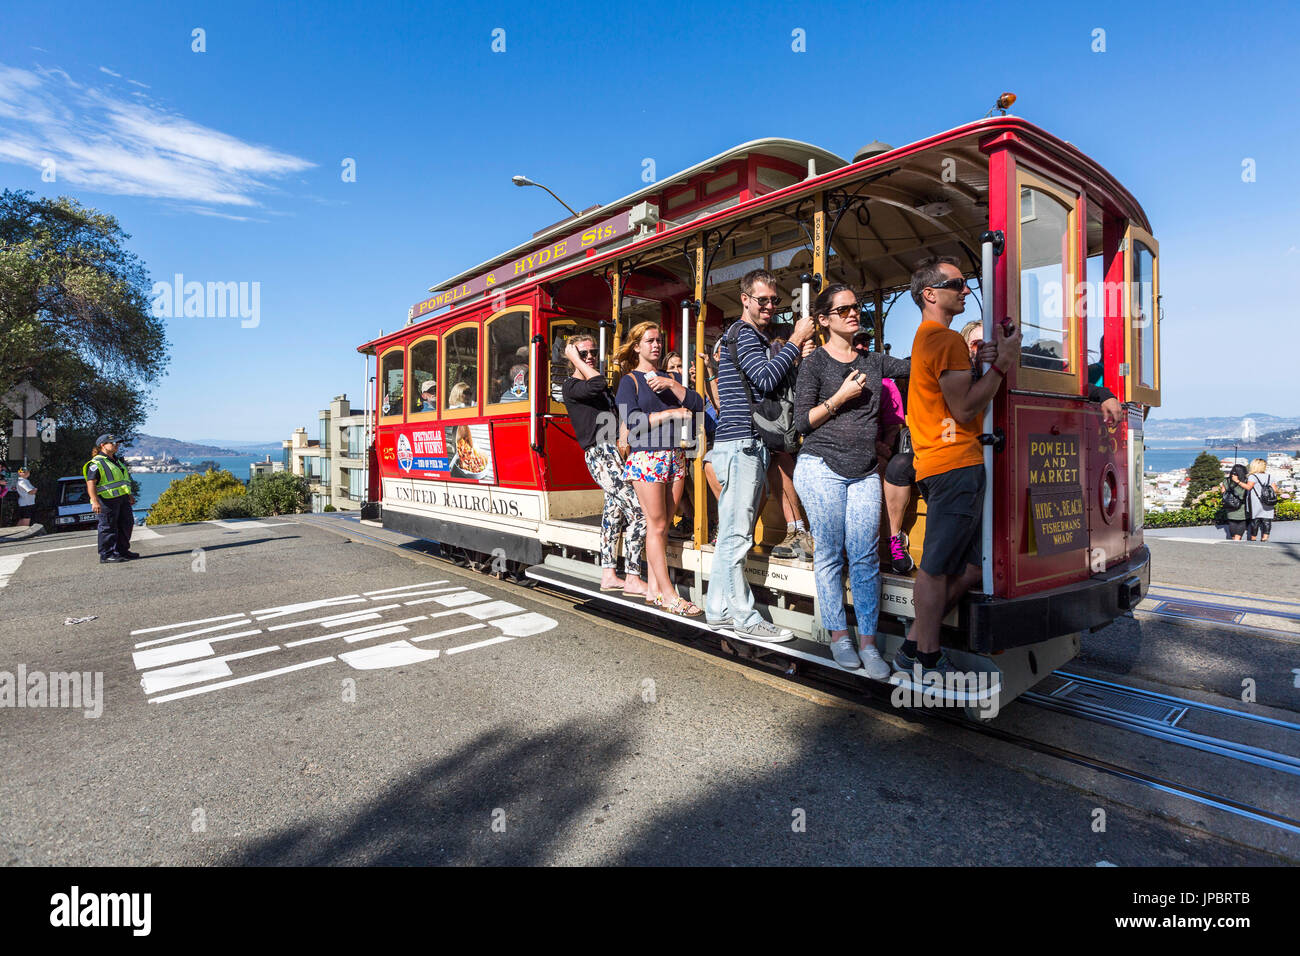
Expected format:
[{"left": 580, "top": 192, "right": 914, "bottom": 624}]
[
  {"left": 733, "top": 618, "right": 795, "bottom": 643},
  {"left": 830, "top": 636, "right": 861, "bottom": 669},
  {"left": 857, "top": 643, "right": 891, "bottom": 680}
]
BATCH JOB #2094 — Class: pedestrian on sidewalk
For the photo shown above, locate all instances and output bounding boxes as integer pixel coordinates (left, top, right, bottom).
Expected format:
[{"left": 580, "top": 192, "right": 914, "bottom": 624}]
[
  {"left": 1220, "top": 464, "right": 1252, "bottom": 541},
  {"left": 1244, "top": 458, "right": 1276, "bottom": 542},
  {"left": 14, "top": 466, "right": 37, "bottom": 526}
]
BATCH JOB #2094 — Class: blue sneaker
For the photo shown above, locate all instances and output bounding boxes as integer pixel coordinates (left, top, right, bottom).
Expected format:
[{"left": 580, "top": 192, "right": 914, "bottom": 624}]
[{"left": 892, "top": 644, "right": 917, "bottom": 674}]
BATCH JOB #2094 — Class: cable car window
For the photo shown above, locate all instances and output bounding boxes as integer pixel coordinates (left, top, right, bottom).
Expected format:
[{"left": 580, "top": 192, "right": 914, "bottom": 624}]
[
  {"left": 487, "top": 310, "right": 530, "bottom": 405},
  {"left": 410, "top": 337, "right": 438, "bottom": 415},
  {"left": 1133, "top": 241, "right": 1156, "bottom": 388},
  {"left": 444, "top": 326, "right": 479, "bottom": 412},
  {"left": 1019, "top": 186, "right": 1072, "bottom": 373},
  {"left": 549, "top": 321, "right": 600, "bottom": 411},
  {"left": 379, "top": 348, "right": 404, "bottom": 420}
]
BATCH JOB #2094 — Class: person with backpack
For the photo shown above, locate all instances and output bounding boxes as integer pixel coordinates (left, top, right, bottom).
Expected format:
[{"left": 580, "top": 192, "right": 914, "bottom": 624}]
[
  {"left": 704, "top": 269, "right": 815, "bottom": 641},
  {"left": 1244, "top": 458, "right": 1277, "bottom": 542},
  {"left": 1220, "top": 463, "right": 1252, "bottom": 541}
]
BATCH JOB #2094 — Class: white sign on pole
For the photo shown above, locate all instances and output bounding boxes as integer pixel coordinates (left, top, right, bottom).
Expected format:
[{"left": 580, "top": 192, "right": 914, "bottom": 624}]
[
  {"left": 1, "top": 382, "right": 50, "bottom": 417},
  {"left": 12, "top": 419, "right": 38, "bottom": 438}
]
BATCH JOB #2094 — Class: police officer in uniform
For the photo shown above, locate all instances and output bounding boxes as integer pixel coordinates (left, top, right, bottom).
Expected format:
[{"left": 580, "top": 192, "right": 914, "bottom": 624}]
[{"left": 85, "top": 434, "right": 139, "bottom": 563}]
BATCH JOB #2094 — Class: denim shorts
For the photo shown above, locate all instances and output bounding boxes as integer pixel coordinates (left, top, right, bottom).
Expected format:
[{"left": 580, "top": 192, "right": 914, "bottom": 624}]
[{"left": 624, "top": 449, "right": 687, "bottom": 483}]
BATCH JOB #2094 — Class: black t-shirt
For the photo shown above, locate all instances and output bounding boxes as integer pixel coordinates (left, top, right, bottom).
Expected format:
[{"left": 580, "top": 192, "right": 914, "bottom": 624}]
[{"left": 561, "top": 375, "right": 617, "bottom": 450}]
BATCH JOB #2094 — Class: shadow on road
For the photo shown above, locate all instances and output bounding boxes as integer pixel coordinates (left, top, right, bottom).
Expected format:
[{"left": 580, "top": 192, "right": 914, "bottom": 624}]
[{"left": 218, "top": 703, "right": 640, "bottom": 865}]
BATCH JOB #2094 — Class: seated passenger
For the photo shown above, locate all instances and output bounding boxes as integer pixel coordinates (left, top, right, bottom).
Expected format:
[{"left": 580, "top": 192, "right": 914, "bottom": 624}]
[
  {"left": 615, "top": 321, "right": 704, "bottom": 617},
  {"left": 447, "top": 382, "right": 473, "bottom": 409},
  {"left": 420, "top": 380, "right": 437, "bottom": 412},
  {"left": 792, "top": 284, "right": 909, "bottom": 678},
  {"left": 498, "top": 364, "right": 529, "bottom": 403},
  {"left": 560, "top": 336, "right": 647, "bottom": 596}
]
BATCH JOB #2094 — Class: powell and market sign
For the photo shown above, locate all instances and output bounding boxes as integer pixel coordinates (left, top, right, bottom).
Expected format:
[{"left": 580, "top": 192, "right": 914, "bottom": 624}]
[{"left": 407, "top": 206, "right": 642, "bottom": 320}]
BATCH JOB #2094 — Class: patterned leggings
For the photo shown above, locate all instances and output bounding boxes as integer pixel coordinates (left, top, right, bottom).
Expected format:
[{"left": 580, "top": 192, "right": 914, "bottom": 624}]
[{"left": 584, "top": 442, "right": 646, "bottom": 576}]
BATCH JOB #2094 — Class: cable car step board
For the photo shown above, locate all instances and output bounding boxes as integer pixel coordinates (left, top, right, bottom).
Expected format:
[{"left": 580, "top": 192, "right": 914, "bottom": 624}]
[{"left": 524, "top": 562, "right": 1005, "bottom": 711}]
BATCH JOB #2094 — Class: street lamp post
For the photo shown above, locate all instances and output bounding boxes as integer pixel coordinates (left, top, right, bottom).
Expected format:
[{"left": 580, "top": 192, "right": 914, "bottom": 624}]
[{"left": 511, "top": 175, "right": 578, "bottom": 218}]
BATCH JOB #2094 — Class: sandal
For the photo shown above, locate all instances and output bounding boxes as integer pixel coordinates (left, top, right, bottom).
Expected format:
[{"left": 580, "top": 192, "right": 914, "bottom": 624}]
[
  {"left": 662, "top": 596, "right": 703, "bottom": 618},
  {"left": 645, "top": 593, "right": 665, "bottom": 608}
]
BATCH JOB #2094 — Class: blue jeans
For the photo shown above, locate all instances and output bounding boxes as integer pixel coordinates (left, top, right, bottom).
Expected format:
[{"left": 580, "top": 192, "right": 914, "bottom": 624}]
[
  {"left": 793, "top": 455, "right": 882, "bottom": 636},
  {"left": 705, "top": 438, "right": 769, "bottom": 626}
]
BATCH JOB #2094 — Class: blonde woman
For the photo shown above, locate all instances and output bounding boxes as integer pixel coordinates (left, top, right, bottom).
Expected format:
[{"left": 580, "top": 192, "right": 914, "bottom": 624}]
[
  {"left": 1244, "top": 458, "right": 1276, "bottom": 542},
  {"left": 447, "top": 381, "right": 473, "bottom": 409},
  {"left": 615, "top": 322, "right": 704, "bottom": 617}
]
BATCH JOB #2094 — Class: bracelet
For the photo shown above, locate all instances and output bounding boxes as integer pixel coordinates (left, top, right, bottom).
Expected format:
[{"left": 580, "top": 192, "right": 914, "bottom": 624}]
[
  {"left": 822, "top": 400, "right": 838, "bottom": 417},
  {"left": 987, "top": 365, "right": 1004, "bottom": 381}
]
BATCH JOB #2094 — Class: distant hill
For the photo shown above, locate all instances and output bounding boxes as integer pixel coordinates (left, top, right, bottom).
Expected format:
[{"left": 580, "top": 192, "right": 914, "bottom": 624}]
[
  {"left": 122, "top": 434, "right": 242, "bottom": 458},
  {"left": 1143, "top": 413, "right": 1300, "bottom": 443},
  {"left": 1257, "top": 425, "right": 1300, "bottom": 446}
]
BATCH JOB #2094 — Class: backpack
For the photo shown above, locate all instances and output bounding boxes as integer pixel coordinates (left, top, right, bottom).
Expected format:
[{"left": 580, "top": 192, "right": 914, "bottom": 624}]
[
  {"left": 725, "top": 321, "right": 799, "bottom": 453},
  {"left": 1222, "top": 481, "right": 1245, "bottom": 512},
  {"left": 1255, "top": 474, "right": 1278, "bottom": 509}
]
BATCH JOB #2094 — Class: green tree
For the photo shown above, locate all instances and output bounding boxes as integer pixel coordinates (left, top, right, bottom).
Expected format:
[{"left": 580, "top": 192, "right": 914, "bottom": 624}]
[
  {"left": 1183, "top": 451, "right": 1224, "bottom": 507},
  {"left": 1, "top": 189, "right": 169, "bottom": 506},
  {"left": 247, "top": 472, "right": 310, "bottom": 516},
  {"left": 146, "top": 470, "right": 245, "bottom": 525}
]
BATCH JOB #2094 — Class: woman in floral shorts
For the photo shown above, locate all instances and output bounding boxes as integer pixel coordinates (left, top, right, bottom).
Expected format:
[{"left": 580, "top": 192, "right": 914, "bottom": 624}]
[{"left": 615, "top": 321, "right": 705, "bottom": 616}]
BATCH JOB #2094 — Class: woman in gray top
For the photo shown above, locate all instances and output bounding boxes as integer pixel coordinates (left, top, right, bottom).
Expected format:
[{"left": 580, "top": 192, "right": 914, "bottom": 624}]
[{"left": 792, "top": 284, "right": 910, "bottom": 678}]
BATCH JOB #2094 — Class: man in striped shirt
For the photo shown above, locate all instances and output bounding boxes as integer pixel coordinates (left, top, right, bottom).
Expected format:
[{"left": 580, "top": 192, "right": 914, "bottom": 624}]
[{"left": 704, "top": 269, "right": 815, "bottom": 641}]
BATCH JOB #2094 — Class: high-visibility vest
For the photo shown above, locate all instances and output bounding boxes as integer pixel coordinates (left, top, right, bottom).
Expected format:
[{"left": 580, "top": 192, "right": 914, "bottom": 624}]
[{"left": 83, "top": 454, "right": 132, "bottom": 498}]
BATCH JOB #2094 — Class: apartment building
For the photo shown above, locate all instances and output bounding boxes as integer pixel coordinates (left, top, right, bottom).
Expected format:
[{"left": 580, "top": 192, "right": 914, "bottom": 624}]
[{"left": 280, "top": 395, "right": 369, "bottom": 511}]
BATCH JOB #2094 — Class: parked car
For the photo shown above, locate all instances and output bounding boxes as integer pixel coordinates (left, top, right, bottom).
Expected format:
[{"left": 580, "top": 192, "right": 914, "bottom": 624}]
[{"left": 52, "top": 476, "right": 98, "bottom": 532}]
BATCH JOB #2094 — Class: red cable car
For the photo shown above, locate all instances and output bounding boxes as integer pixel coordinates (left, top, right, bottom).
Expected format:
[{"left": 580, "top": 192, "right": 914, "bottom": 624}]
[{"left": 358, "top": 116, "right": 1158, "bottom": 718}]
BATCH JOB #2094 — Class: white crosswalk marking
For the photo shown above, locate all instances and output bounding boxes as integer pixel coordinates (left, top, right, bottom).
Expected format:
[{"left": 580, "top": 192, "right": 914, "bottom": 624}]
[
  {"left": 0, "top": 555, "right": 25, "bottom": 589},
  {"left": 338, "top": 640, "right": 439, "bottom": 669},
  {"left": 134, "top": 580, "right": 558, "bottom": 701}
]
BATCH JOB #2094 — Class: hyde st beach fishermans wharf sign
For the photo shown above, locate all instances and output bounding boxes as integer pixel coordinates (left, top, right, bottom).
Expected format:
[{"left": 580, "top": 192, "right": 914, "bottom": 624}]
[
  {"left": 408, "top": 207, "right": 640, "bottom": 320},
  {"left": 1026, "top": 433, "right": 1087, "bottom": 555}
]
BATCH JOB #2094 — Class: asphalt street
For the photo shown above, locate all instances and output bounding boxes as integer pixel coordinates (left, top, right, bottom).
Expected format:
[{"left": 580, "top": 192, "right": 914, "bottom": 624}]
[{"left": 0, "top": 518, "right": 1292, "bottom": 865}]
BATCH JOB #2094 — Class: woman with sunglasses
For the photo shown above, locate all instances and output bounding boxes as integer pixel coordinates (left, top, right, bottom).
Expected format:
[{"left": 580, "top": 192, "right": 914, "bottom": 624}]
[
  {"left": 561, "top": 335, "right": 648, "bottom": 596},
  {"left": 792, "top": 284, "right": 910, "bottom": 677},
  {"left": 615, "top": 321, "right": 705, "bottom": 617}
]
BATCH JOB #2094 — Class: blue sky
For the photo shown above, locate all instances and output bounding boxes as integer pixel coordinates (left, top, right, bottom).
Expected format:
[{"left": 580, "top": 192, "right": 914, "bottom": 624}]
[{"left": 2, "top": 0, "right": 1298, "bottom": 441}]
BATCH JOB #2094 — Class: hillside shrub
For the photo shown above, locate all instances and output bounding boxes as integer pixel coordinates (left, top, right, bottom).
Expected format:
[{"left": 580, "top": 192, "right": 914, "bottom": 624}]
[
  {"left": 146, "top": 470, "right": 245, "bottom": 525},
  {"left": 247, "top": 472, "right": 310, "bottom": 516},
  {"left": 211, "top": 494, "right": 255, "bottom": 519}
]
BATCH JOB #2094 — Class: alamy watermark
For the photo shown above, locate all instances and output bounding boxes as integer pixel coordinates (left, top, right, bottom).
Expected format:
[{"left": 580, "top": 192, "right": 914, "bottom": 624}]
[
  {"left": 0, "top": 666, "right": 103, "bottom": 718},
  {"left": 150, "top": 274, "right": 260, "bottom": 328},
  {"left": 890, "top": 665, "right": 1000, "bottom": 719}
]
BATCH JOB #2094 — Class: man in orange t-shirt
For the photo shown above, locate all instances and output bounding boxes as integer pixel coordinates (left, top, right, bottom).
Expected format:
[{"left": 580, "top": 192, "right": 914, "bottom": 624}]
[{"left": 896, "top": 257, "right": 1020, "bottom": 678}]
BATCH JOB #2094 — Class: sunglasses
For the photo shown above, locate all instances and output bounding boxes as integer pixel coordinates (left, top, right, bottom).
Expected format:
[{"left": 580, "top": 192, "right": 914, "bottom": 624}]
[
  {"left": 576, "top": 349, "right": 597, "bottom": 359},
  {"left": 745, "top": 294, "right": 783, "bottom": 308},
  {"left": 823, "top": 304, "right": 861, "bottom": 319},
  {"left": 928, "top": 277, "right": 969, "bottom": 293}
]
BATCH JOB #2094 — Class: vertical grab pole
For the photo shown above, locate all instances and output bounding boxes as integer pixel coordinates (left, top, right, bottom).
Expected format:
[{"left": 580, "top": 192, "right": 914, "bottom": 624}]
[
  {"left": 691, "top": 242, "right": 707, "bottom": 603},
  {"left": 529, "top": 328, "right": 543, "bottom": 453},
  {"left": 979, "top": 233, "right": 1000, "bottom": 596},
  {"left": 362, "top": 351, "right": 369, "bottom": 511}
]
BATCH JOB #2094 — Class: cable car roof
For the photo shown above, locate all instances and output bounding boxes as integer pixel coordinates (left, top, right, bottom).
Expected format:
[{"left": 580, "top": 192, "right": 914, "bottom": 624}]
[{"left": 427, "top": 138, "right": 849, "bottom": 295}]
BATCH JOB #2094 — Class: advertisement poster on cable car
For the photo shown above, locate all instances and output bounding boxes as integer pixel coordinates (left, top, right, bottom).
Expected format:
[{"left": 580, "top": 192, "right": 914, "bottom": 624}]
[{"left": 388, "top": 423, "right": 496, "bottom": 485}]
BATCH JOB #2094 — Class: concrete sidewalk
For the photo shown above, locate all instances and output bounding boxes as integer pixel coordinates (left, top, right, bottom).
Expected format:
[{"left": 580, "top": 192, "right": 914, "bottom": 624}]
[{"left": 1146, "top": 520, "right": 1299, "bottom": 543}]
